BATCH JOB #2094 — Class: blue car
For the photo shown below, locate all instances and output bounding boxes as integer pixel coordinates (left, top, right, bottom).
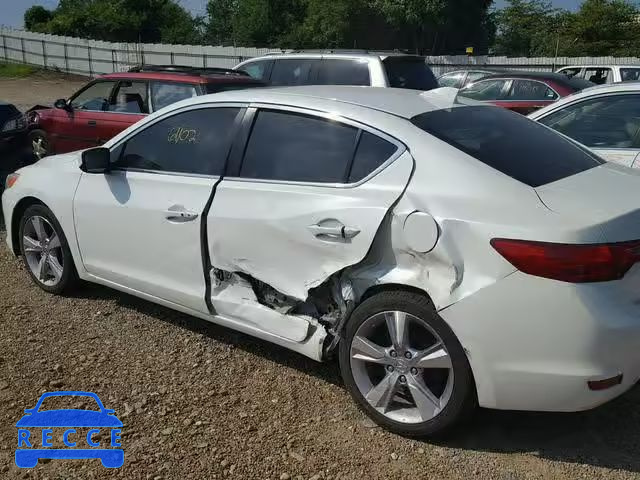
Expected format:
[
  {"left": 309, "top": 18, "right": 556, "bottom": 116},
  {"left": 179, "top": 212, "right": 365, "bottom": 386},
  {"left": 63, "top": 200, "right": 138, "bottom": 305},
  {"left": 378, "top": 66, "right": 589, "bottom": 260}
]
[{"left": 15, "top": 391, "right": 123, "bottom": 468}]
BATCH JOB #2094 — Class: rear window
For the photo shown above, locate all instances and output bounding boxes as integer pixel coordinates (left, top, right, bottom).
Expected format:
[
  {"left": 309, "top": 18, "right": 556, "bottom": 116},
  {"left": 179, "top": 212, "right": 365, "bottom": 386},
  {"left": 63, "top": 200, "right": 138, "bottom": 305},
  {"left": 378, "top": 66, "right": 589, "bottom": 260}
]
[
  {"left": 205, "top": 82, "right": 265, "bottom": 94},
  {"left": 411, "top": 106, "right": 603, "bottom": 188},
  {"left": 621, "top": 68, "right": 640, "bottom": 82},
  {"left": 383, "top": 58, "right": 438, "bottom": 91}
]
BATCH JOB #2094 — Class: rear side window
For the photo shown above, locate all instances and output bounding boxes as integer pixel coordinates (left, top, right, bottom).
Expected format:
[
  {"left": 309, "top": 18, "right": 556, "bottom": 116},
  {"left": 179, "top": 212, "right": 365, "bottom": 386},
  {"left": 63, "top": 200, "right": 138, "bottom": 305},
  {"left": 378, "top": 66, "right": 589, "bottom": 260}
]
[
  {"left": 151, "top": 82, "right": 198, "bottom": 111},
  {"left": 109, "top": 81, "right": 149, "bottom": 114},
  {"left": 411, "top": 106, "right": 603, "bottom": 187},
  {"left": 270, "top": 59, "right": 314, "bottom": 86},
  {"left": 383, "top": 58, "right": 438, "bottom": 91},
  {"left": 115, "top": 107, "right": 240, "bottom": 176},
  {"left": 621, "top": 68, "right": 640, "bottom": 82},
  {"left": 584, "top": 68, "right": 612, "bottom": 85},
  {"left": 508, "top": 80, "right": 558, "bottom": 100},
  {"left": 316, "top": 59, "right": 370, "bottom": 86},
  {"left": 348, "top": 132, "right": 397, "bottom": 183},
  {"left": 240, "top": 110, "right": 358, "bottom": 183}
]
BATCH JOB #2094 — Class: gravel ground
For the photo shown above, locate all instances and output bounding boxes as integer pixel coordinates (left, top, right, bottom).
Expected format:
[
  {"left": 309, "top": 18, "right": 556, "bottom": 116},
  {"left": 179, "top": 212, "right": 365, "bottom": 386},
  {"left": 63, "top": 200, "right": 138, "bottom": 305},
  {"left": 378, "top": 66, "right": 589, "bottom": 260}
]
[{"left": 2, "top": 73, "right": 640, "bottom": 480}]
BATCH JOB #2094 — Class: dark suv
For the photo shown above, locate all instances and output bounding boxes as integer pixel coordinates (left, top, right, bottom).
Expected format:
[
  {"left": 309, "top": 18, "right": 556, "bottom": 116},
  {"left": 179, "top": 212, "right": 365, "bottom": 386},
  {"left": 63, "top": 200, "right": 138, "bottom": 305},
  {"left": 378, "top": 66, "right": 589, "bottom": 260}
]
[
  {"left": 234, "top": 51, "right": 438, "bottom": 91},
  {"left": 26, "top": 65, "right": 263, "bottom": 159}
]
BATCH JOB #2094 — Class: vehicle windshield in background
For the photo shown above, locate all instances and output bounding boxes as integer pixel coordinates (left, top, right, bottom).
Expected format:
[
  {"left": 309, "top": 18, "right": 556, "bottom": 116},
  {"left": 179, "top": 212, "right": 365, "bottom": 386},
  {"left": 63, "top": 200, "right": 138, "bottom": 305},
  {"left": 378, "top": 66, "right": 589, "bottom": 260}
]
[
  {"left": 622, "top": 68, "right": 640, "bottom": 81},
  {"left": 567, "top": 77, "right": 596, "bottom": 91},
  {"left": 383, "top": 57, "right": 438, "bottom": 91},
  {"left": 205, "top": 82, "right": 265, "bottom": 94},
  {"left": 411, "top": 106, "right": 603, "bottom": 187}
]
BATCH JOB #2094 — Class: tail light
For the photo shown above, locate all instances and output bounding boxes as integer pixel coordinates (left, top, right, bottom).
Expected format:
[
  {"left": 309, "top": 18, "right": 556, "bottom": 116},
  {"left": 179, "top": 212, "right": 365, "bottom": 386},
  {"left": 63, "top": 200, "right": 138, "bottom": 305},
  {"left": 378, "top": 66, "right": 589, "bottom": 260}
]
[{"left": 490, "top": 238, "right": 640, "bottom": 283}]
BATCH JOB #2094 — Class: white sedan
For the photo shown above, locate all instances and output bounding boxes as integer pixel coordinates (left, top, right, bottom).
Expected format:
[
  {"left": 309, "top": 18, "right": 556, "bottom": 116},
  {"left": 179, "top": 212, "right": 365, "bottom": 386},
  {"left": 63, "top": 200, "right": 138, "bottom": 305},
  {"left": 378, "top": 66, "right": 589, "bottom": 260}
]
[
  {"left": 529, "top": 82, "right": 640, "bottom": 167},
  {"left": 4, "top": 86, "right": 640, "bottom": 437}
]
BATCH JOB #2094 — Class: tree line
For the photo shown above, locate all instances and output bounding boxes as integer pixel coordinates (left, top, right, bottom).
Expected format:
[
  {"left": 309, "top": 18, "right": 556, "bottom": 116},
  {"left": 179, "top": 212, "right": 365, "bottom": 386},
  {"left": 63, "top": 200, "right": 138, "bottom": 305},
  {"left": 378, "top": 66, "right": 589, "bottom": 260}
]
[{"left": 24, "top": 0, "right": 640, "bottom": 57}]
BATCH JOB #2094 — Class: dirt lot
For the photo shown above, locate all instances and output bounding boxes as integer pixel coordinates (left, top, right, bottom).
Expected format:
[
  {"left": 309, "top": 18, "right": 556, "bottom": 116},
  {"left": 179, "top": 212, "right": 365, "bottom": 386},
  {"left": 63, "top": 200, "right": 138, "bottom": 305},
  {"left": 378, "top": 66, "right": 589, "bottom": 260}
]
[
  {"left": 0, "top": 71, "right": 87, "bottom": 112},
  {"left": 2, "top": 73, "right": 640, "bottom": 480}
]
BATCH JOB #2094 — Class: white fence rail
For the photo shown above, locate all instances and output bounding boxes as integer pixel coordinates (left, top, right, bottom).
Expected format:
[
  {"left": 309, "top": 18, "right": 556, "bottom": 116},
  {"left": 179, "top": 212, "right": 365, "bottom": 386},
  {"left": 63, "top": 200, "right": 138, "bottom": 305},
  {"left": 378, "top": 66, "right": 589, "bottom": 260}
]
[{"left": 1, "top": 27, "right": 640, "bottom": 77}]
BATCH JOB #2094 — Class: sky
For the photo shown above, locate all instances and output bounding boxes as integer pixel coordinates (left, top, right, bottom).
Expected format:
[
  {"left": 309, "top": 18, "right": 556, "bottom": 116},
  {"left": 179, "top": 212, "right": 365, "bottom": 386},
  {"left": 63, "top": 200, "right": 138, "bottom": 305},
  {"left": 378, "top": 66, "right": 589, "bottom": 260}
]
[{"left": 2, "top": 0, "right": 582, "bottom": 28}]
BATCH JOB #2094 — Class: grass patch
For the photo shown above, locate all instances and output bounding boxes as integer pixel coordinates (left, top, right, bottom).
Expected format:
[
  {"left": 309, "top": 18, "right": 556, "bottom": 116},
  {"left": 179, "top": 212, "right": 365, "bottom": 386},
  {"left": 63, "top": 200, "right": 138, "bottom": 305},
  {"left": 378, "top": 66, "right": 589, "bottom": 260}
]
[{"left": 0, "top": 63, "right": 37, "bottom": 78}]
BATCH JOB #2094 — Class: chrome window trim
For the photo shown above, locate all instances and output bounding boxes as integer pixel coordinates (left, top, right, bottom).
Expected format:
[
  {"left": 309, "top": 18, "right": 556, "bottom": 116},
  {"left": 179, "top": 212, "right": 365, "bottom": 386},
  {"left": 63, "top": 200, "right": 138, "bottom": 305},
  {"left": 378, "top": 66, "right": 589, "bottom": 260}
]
[{"left": 223, "top": 102, "right": 407, "bottom": 189}]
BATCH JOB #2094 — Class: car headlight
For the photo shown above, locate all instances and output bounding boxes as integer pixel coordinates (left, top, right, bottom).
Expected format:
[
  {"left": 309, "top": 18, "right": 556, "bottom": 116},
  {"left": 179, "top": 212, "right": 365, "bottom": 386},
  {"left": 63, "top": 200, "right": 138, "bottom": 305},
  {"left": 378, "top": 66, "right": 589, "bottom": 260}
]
[{"left": 5, "top": 173, "right": 19, "bottom": 189}]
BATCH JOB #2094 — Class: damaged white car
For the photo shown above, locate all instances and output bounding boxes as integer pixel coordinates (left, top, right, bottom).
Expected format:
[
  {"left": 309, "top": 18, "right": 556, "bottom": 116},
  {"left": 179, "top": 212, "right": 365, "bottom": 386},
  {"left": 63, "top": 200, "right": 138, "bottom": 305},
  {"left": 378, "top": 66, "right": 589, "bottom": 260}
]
[{"left": 5, "top": 86, "right": 640, "bottom": 437}]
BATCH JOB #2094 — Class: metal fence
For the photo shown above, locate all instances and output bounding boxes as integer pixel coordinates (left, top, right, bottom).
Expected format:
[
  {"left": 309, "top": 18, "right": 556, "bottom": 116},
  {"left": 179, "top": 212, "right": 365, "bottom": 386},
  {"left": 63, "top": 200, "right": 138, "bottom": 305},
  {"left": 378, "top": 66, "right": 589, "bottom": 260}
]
[{"left": 2, "top": 27, "right": 640, "bottom": 77}]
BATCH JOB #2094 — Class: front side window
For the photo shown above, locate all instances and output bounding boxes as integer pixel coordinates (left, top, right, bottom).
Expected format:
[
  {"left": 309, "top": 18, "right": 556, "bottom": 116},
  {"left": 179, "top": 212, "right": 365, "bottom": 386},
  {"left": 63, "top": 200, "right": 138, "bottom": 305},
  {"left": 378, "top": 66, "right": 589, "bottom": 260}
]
[
  {"left": 412, "top": 106, "right": 603, "bottom": 188},
  {"left": 151, "top": 82, "right": 198, "bottom": 111},
  {"left": 240, "top": 110, "right": 358, "bottom": 183},
  {"left": 108, "top": 81, "right": 149, "bottom": 114},
  {"left": 438, "top": 72, "right": 465, "bottom": 88},
  {"left": 508, "top": 80, "right": 558, "bottom": 101},
  {"left": 538, "top": 94, "right": 640, "bottom": 149},
  {"left": 458, "top": 79, "right": 508, "bottom": 101},
  {"left": 559, "top": 68, "right": 582, "bottom": 79},
  {"left": 70, "top": 81, "right": 116, "bottom": 111},
  {"left": 270, "top": 59, "right": 314, "bottom": 86},
  {"left": 237, "top": 60, "right": 272, "bottom": 81},
  {"left": 316, "top": 59, "right": 370, "bottom": 86},
  {"left": 115, "top": 107, "right": 240, "bottom": 175},
  {"left": 584, "top": 68, "right": 612, "bottom": 85},
  {"left": 621, "top": 68, "right": 640, "bottom": 82}
]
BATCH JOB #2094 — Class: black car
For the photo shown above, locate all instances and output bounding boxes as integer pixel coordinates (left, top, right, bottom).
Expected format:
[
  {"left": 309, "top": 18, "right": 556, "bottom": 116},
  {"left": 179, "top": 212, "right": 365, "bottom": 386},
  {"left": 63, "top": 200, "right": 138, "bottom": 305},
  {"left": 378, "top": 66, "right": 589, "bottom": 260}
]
[{"left": 0, "top": 101, "right": 28, "bottom": 153}]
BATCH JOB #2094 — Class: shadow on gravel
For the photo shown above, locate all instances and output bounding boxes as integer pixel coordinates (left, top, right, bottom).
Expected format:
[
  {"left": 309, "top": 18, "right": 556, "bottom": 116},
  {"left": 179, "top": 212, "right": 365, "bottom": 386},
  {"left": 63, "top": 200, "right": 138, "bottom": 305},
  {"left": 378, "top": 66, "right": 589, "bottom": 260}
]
[
  {"left": 73, "top": 283, "right": 342, "bottom": 387},
  {"left": 70, "top": 283, "right": 640, "bottom": 473},
  {"left": 436, "top": 385, "right": 640, "bottom": 474}
]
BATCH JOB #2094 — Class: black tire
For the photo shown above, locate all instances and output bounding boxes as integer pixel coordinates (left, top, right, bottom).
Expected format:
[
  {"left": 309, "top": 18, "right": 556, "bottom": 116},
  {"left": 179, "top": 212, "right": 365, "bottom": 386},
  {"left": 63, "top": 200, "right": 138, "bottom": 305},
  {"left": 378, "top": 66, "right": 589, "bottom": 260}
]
[
  {"left": 19, "top": 204, "right": 78, "bottom": 295},
  {"left": 338, "top": 290, "right": 476, "bottom": 437},
  {"left": 27, "top": 129, "right": 50, "bottom": 160}
]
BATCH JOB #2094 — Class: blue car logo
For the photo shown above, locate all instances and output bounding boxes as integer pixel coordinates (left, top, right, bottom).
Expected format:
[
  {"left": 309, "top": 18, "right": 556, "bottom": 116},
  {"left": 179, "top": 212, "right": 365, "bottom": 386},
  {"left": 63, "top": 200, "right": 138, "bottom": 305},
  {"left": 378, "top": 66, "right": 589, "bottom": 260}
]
[{"left": 15, "top": 391, "right": 123, "bottom": 468}]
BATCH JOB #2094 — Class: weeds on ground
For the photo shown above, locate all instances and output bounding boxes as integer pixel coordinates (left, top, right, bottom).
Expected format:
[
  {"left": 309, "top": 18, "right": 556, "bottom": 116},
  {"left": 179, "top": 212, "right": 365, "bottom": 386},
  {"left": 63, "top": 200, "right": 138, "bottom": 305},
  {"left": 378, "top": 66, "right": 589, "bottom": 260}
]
[{"left": 0, "top": 63, "right": 37, "bottom": 78}]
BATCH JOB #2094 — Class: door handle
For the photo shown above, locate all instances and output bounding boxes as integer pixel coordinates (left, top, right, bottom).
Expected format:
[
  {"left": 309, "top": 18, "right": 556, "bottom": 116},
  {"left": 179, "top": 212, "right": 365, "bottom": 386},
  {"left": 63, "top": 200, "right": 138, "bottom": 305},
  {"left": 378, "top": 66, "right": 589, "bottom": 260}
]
[
  {"left": 164, "top": 205, "right": 199, "bottom": 223},
  {"left": 87, "top": 120, "right": 97, "bottom": 126},
  {"left": 308, "top": 222, "right": 360, "bottom": 241}
]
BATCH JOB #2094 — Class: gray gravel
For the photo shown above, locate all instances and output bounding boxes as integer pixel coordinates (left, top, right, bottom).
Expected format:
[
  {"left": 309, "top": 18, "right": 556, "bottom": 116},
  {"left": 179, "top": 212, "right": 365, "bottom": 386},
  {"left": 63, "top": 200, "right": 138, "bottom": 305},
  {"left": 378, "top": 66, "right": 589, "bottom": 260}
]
[{"left": 2, "top": 73, "right": 640, "bottom": 479}]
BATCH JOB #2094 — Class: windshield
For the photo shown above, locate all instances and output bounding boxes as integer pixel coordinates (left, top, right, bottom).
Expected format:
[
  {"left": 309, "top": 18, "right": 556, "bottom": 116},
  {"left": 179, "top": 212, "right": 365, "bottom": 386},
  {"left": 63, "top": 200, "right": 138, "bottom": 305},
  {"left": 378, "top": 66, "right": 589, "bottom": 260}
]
[
  {"left": 383, "top": 57, "right": 438, "bottom": 91},
  {"left": 205, "top": 82, "right": 265, "bottom": 94},
  {"left": 411, "top": 106, "right": 603, "bottom": 187}
]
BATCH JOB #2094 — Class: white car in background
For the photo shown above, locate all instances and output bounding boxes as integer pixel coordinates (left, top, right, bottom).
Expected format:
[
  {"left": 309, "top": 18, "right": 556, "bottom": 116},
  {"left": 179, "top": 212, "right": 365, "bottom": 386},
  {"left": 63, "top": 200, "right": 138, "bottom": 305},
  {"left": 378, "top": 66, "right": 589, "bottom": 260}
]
[
  {"left": 530, "top": 82, "right": 640, "bottom": 167},
  {"left": 557, "top": 65, "right": 640, "bottom": 84},
  {"left": 4, "top": 86, "right": 640, "bottom": 437}
]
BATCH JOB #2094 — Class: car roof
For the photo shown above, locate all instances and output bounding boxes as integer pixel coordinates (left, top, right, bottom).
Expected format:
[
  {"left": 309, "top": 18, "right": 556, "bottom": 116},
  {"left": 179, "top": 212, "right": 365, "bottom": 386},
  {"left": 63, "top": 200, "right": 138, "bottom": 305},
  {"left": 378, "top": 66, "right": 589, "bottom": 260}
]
[
  {"left": 439, "top": 68, "right": 504, "bottom": 76},
  {"left": 100, "top": 71, "right": 260, "bottom": 85},
  {"left": 237, "top": 52, "right": 424, "bottom": 63},
  {"left": 164, "top": 85, "right": 460, "bottom": 119}
]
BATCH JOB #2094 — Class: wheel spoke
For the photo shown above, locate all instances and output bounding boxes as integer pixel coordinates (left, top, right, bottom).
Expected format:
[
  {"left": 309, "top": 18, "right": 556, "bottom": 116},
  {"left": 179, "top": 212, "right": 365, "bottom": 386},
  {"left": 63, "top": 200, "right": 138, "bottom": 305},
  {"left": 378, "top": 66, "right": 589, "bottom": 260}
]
[
  {"left": 406, "top": 375, "right": 441, "bottom": 421},
  {"left": 351, "top": 336, "right": 388, "bottom": 364},
  {"left": 365, "top": 373, "right": 399, "bottom": 412},
  {"left": 36, "top": 255, "right": 48, "bottom": 281},
  {"left": 385, "top": 311, "right": 408, "bottom": 350},
  {"left": 48, "top": 232, "right": 61, "bottom": 249},
  {"left": 414, "top": 343, "right": 452, "bottom": 370},
  {"left": 23, "top": 235, "right": 42, "bottom": 253},
  {"left": 47, "top": 256, "right": 64, "bottom": 281},
  {"left": 31, "top": 217, "right": 47, "bottom": 241}
]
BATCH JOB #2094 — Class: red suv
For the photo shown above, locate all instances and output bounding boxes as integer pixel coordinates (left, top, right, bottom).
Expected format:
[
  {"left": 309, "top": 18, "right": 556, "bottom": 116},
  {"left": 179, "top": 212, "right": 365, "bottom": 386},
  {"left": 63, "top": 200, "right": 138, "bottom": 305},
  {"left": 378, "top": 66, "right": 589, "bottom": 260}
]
[{"left": 26, "top": 65, "right": 263, "bottom": 159}]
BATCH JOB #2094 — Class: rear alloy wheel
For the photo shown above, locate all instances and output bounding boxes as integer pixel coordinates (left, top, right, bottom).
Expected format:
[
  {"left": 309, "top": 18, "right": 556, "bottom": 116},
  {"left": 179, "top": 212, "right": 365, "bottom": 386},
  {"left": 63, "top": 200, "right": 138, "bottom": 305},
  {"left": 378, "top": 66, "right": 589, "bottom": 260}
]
[
  {"left": 19, "top": 205, "right": 77, "bottom": 294},
  {"left": 339, "top": 291, "right": 475, "bottom": 437}
]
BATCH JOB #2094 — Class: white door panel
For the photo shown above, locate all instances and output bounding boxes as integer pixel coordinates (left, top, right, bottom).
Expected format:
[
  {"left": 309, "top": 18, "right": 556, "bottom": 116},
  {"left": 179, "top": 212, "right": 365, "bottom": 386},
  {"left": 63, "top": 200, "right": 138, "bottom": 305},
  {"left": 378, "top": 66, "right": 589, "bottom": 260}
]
[
  {"left": 593, "top": 148, "right": 640, "bottom": 167},
  {"left": 207, "top": 151, "right": 414, "bottom": 301},
  {"left": 74, "top": 170, "right": 214, "bottom": 312}
]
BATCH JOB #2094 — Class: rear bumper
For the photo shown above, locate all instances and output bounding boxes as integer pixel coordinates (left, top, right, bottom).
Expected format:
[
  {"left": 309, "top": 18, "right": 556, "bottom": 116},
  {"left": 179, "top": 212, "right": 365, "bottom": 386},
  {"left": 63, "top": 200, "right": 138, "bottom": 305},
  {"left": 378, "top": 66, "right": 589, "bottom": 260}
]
[{"left": 440, "top": 269, "right": 640, "bottom": 412}]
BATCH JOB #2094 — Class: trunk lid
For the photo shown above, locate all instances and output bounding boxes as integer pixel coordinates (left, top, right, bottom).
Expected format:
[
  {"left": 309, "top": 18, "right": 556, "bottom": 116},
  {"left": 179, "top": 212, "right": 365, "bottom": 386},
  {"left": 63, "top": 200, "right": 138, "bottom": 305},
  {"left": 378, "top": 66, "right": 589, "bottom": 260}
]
[{"left": 536, "top": 163, "right": 640, "bottom": 242}]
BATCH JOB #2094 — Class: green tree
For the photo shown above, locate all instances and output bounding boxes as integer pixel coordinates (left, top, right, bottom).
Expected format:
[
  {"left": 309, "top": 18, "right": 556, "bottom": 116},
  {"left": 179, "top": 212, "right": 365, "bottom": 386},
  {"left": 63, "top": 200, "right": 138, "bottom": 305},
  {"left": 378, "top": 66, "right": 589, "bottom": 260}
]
[
  {"left": 206, "top": 0, "right": 238, "bottom": 45},
  {"left": 24, "top": 6, "right": 54, "bottom": 31}
]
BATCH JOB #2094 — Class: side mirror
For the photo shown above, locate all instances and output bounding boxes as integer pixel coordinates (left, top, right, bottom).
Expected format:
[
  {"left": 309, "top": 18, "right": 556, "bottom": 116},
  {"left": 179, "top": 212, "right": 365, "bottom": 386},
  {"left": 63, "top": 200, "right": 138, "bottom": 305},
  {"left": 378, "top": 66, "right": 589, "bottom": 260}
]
[
  {"left": 81, "top": 147, "right": 111, "bottom": 174},
  {"left": 54, "top": 98, "right": 70, "bottom": 110}
]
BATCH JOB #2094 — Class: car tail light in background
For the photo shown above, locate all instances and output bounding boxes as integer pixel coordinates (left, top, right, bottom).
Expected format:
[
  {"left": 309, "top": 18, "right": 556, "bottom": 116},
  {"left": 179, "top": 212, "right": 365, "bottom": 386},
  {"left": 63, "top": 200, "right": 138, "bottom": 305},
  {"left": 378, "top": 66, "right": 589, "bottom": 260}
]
[
  {"left": 490, "top": 238, "right": 640, "bottom": 283},
  {"left": 5, "top": 173, "right": 19, "bottom": 190}
]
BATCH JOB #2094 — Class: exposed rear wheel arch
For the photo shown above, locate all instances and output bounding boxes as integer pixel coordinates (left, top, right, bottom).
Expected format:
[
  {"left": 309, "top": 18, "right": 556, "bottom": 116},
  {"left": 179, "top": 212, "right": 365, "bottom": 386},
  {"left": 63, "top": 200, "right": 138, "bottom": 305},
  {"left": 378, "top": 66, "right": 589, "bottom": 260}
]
[
  {"left": 360, "top": 283, "right": 435, "bottom": 306},
  {"left": 10, "top": 197, "right": 46, "bottom": 255}
]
